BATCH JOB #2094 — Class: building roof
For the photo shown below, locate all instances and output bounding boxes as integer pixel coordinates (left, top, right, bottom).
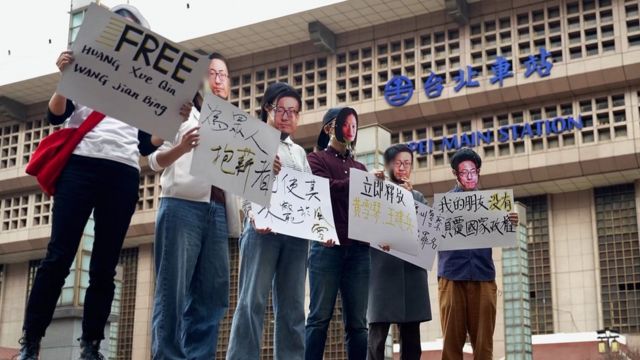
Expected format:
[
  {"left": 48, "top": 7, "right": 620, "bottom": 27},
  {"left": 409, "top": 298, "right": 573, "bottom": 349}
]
[{"left": 0, "top": 0, "right": 448, "bottom": 108}]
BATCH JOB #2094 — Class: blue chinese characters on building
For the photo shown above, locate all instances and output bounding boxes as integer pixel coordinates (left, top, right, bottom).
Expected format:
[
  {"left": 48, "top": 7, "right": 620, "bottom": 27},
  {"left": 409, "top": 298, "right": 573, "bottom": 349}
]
[
  {"left": 383, "top": 48, "right": 554, "bottom": 106},
  {"left": 384, "top": 75, "right": 414, "bottom": 106}
]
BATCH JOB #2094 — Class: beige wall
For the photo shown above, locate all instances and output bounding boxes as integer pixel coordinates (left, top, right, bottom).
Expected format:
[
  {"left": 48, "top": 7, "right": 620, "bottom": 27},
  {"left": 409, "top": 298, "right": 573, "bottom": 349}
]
[
  {"left": 0, "top": 262, "right": 28, "bottom": 348},
  {"left": 131, "top": 244, "right": 154, "bottom": 359},
  {"left": 550, "top": 190, "right": 600, "bottom": 333}
]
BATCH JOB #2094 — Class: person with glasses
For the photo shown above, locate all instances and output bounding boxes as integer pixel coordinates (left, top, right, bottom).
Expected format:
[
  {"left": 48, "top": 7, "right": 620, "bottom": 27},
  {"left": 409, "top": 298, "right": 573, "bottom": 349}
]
[
  {"left": 148, "top": 52, "right": 244, "bottom": 360},
  {"left": 438, "top": 148, "right": 518, "bottom": 360},
  {"left": 227, "top": 83, "right": 310, "bottom": 360},
  {"left": 367, "top": 144, "right": 431, "bottom": 360},
  {"left": 207, "top": 54, "right": 229, "bottom": 99}
]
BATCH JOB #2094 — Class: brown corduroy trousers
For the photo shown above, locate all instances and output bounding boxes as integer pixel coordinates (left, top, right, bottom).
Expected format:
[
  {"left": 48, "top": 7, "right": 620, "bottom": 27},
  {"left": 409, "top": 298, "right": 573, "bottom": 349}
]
[{"left": 438, "top": 278, "right": 497, "bottom": 360}]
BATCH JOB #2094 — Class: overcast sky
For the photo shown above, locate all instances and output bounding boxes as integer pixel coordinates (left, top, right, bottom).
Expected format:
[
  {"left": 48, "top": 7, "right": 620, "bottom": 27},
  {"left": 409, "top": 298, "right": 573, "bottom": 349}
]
[{"left": 0, "top": 0, "right": 342, "bottom": 86}]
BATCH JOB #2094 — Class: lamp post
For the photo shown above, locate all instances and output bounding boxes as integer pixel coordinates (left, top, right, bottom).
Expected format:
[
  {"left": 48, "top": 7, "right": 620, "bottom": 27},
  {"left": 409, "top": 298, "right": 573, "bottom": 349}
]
[{"left": 597, "top": 328, "right": 621, "bottom": 359}]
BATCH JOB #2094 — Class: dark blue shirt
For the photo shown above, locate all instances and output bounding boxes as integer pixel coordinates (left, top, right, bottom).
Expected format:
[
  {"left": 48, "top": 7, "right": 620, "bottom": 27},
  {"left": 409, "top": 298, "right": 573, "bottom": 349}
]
[{"left": 437, "top": 186, "right": 496, "bottom": 281}]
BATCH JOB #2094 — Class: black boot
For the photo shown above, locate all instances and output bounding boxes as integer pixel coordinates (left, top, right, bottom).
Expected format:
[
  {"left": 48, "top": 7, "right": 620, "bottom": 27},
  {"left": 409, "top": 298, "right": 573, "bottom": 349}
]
[
  {"left": 16, "top": 334, "right": 40, "bottom": 360},
  {"left": 78, "top": 338, "right": 105, "bottom": 360}
]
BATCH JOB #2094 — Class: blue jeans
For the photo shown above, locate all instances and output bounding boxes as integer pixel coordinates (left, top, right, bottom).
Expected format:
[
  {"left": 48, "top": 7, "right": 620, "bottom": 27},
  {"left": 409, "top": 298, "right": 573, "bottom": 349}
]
[
  {"left": 305, "top": 242, "right": 370, "bottom": 360},
  {"left": 227, "top": 221, "right": 309, "bottom": 360},
  {"left": 152, "top": 197, "right": 229, "bottom": 360}
]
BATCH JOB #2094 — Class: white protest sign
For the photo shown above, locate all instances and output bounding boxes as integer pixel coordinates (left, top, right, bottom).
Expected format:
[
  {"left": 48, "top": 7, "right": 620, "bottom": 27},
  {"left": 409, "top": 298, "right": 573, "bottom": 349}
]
[
  {"left": 434, "top": 189, "right": 517, "bottom": 250},
  {"left": 348, "top": 169, "right": 419, "bottom": 255},
  {"left": 383, "top": 201, "right": 444, "bottom": 270},
  {"left": 190, "top": 93, "right": 280, "bottom": 207},
  {"left": 252, "top": 167, "right": 339, "bottom": 244},
  {"left": 57, "top": 4, "right": 208, "bottom": 140}
]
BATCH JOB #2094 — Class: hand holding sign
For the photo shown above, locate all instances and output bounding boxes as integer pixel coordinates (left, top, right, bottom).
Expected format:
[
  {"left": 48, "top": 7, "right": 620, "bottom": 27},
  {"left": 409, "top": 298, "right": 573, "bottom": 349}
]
[{"left": 56, "top": 51, "right": 75, "bottom": 72}]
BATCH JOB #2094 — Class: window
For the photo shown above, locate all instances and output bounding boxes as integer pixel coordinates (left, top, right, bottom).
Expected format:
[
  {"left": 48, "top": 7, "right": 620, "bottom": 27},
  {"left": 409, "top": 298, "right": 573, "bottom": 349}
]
[
  {"left": 565, "top": 0, "right": 615, "bottom": 60},
  {"left": 69, "top": 9, "right": 86, "bottom": 46},
  {"left": 596, "top": 184, "right": 640, "bottom": 333},
  {"left": 26, "top": 259, "right": 42, "bottom": 303},
  {"left": 519, "top": 195, "right": 553, "bottom": 334},
  {"left": 1, "top": 194, "right": 29, "bottom": 231},
  {"left": 112, "top": 248, "right": 138, "bottom": 360},
  {"left": 137, "top": 173, "right": 160, "bottom": 211},
  {"left": 0, "top": 123, "right": 20, "bottom": 169}
]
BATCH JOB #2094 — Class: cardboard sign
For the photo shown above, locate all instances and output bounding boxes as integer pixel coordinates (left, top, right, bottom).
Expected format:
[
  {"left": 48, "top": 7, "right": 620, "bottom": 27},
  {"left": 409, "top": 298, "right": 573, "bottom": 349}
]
[
  {"left": 383, "top": 201, "right": 444, "bottom": 270},
  {"left": 435, "top": 189, "right": 517, "bottom": 250},
  {"left": 348, "top": 169, "right": 419, "bottom": 255},
  {"left": 190, "top": 93, "right": 280, "bottom": 207},
  {"left": 57, "top": 4, "right": 208, "bottom": 140},
  {"left": 253, "top": 167, "right": 339, "bottom": 244}
]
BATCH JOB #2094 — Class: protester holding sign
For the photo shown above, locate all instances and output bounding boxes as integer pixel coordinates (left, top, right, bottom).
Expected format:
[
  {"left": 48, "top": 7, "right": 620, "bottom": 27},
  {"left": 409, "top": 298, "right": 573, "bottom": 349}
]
[
  {"left": 438, "top": 148, "right": 518, "bottom": 360},
  {"left": 56, "top": 3, "right": 208, "bottom": 141},
  {"left": 227, "top": 83, "right": 310, "bottom": 360},
  {"left": 367, "top": 144, "right": 431, "bottom": 360},
  {"left": 305, "top": 107, "right": 369, "bottom": 360},
  {"left": 18, "top": 6, "right": 191, "bottom": 360},
  {"left": 148, "top": 53, "right": 242, "bottom": 359}
]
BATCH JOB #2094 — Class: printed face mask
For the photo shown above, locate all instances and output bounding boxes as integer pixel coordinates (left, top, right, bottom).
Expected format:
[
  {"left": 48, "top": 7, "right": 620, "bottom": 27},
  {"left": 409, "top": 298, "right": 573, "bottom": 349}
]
[
  {"left": 333, "top": 108, "right": 358, "bottom": 146},
  {"left": 456, "top": 160, "right": 479, "bottom": 190}
]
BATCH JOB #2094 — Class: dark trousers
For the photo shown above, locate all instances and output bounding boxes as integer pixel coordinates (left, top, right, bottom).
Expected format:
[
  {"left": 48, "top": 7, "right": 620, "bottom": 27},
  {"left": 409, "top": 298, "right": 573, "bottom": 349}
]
[
  {"left": 367, "top": 322, "right": 421, "bottom": 360},
  {"left": 305, "top": 242, "right": 371, "bottom": 360},
  {"left": 23, "top": 155, "right": 139, "bottom": 341}
]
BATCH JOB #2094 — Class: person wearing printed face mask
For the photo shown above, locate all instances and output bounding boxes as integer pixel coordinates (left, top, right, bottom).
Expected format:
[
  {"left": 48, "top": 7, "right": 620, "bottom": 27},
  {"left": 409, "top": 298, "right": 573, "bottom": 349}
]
[
  {"left": 367, "top": 144, "right": 431, "bottom": 360},
  {"left": 438, "top": 148, "right": 518, "bottom": 360},
  {"left": 148, "top": 52, "right": 245, "bottom": 360},
  {"left": 17, "top": 5, "right": 192, "bottom": 360},
  {"left": 226, "top": 83, "right": 311, "bottom": 360},
  {"left": 341, "top": 113, "right": 357, "bottom": 144},
  {"left": 305, "top": 108, "right": 369, "bottom": 360}
]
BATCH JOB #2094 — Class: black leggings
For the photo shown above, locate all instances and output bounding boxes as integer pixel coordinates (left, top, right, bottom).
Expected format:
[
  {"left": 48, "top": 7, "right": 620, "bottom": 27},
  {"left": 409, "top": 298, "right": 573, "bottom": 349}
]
[{"left": 23, "top": 155, "right": 139, "bottom": 341}]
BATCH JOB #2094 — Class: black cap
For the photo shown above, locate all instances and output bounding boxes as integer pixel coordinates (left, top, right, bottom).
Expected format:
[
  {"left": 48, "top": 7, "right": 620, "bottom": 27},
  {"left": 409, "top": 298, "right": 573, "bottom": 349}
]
[
  {"left": 260, "top": 82, "right": 295, "bottom": 122},
  {"left": 450, "top": 147, "right": 482, "bottom": 170},
  {"left": 316, "top": 107, "right": 343, "bottom": 149},
  {"left": 111, "top": 4, "right": 149, "bottom": 29}
]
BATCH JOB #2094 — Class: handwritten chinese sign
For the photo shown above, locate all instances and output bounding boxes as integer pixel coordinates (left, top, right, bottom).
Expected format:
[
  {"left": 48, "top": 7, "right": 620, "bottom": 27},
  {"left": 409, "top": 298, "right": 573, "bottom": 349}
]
[
  {"left": 252, "top": 167, "right": 338, "bottom": 244},
  {"left": 190, "top": 93, "right": 280, "bottom": 207},
  {"left": 384, "top": 201, "right": 444, "bottom": 270},
  {"left": 348, "top": 169, "right": 419, "bottom": 255},
  {"left": 57, "top": 4, "right": 208, "bottom": 140},
  {"left": 434, "top": 189, "right": 516, "bottom": 250}
]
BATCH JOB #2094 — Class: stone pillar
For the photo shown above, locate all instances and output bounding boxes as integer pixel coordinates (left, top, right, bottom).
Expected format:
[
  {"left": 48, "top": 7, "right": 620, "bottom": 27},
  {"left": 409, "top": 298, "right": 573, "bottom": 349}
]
[
  {"left": 0, "top": 262, "right": 28, "bottom": 348},
  {"left": 354, "top": 124, "right": 391, "bottom": 171},
  {"left": 501, "top": 202, "right": 532, "bottom": 359}
]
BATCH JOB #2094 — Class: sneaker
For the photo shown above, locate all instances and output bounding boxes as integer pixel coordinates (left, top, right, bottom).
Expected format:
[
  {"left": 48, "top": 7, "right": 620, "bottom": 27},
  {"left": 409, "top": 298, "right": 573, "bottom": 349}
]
[
  {"left": 15, "top": 335, "right": 40, "bottom": 360},
  {"left": 78, "top": 338, "right": 105, "bottom": 360}
]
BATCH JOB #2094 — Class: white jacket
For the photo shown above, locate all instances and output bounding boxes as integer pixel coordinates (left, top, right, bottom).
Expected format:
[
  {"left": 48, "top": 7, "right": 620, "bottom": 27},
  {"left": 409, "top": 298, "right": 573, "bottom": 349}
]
[{"left": 148, "top": 110, "right": 242, "bottom": 237}]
